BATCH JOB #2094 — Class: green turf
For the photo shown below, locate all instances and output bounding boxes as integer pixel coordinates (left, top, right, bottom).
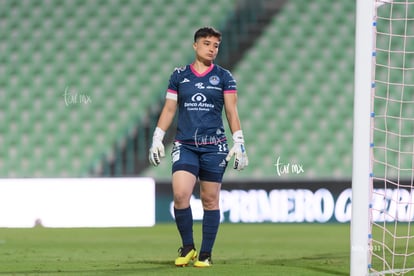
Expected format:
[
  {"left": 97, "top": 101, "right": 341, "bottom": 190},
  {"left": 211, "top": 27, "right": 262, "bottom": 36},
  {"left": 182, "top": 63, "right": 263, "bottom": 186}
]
[{"left": 0, "top": 224, "right": 350, "bottom": 275}]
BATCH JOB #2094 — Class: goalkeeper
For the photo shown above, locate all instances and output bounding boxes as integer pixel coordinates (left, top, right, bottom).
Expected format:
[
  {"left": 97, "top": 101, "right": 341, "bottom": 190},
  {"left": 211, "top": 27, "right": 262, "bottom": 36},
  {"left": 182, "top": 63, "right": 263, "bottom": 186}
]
[{"left": 149, "top": 27, "right": 248, "bottom": 268}]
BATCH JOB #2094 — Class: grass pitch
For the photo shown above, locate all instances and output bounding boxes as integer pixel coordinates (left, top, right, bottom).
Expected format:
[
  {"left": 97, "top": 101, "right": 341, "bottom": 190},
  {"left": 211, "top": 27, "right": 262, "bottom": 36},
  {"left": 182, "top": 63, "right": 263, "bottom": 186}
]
[{"left": 0, "top": 223, "right": 350, "bottom": 275}]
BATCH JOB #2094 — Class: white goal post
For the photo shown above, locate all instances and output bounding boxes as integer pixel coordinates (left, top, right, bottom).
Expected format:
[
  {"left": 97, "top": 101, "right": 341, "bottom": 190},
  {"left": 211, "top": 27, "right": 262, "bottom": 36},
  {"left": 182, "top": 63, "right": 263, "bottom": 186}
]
[
  {"left": 351, "top": 0, "right": 375, "bottom": 274},
  {"left": 351, "top": 0, "right": 414, "bottom": 275}
]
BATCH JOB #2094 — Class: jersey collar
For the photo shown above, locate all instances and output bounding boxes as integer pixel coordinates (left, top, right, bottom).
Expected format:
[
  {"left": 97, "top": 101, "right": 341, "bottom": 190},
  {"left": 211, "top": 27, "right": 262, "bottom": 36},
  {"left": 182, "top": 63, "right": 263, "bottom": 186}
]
[{"left": 190, "top": 63, "right": 214, "bottom": 77}]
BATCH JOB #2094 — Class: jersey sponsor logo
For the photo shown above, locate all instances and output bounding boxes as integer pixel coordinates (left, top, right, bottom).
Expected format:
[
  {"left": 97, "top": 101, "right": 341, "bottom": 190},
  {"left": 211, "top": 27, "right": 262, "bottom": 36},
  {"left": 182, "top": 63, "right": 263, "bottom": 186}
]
[
  {"left": 228, "top": 80, "right": 237, "bottom": 89},
  {"left": 209, "top": 75, "right": 220, "bottom": 85},
  {"left": 174, "top": 66, "right": 187, "bottom": 73},
  {"left": 195, "top": 81, "right": 222, "bottom": 91},
  {"left": 195, "top": 82, "right": 205, "bottom": 89},
  {"left": 206, "top": 85, "right": 222, "bottom": 91},
  {"left": 171, "top": 142, "right": 181, "bottom": 163},
  {"left": 191, "top": 92, "right": 207, "bottom": 103},
  {"left": 184, "top": 92, "right": 214, "bottom": 111},
  {"left": 180, "top": 78, "right": 190, "bottom": 84}
]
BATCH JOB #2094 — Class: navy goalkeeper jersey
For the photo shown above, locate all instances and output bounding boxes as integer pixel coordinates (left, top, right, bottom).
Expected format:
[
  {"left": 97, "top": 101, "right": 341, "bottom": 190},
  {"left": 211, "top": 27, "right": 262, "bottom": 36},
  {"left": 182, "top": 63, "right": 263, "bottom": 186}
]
[{"left": 165, "top": 63, "right": 237, "bottom": 145}]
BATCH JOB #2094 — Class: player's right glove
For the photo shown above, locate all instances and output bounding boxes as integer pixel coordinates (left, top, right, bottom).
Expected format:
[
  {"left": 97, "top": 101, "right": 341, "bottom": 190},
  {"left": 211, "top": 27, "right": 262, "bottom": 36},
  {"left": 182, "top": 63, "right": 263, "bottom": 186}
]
[
  {"left": 149, "top": 127, "right": 165, "bottom": 166},
  {"left": 226, "top": 130, "right": 248, "bottom": 171}
]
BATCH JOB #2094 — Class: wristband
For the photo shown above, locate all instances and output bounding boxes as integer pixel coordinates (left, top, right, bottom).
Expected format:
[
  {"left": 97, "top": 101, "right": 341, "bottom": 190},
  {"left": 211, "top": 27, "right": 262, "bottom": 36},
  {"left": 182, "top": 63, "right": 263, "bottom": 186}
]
[
  {"left": 232, "top": 130, "right": 244, "bottom": 143},
  {"left": 153, "top": 127, "right": 165, "bottom": 141}
]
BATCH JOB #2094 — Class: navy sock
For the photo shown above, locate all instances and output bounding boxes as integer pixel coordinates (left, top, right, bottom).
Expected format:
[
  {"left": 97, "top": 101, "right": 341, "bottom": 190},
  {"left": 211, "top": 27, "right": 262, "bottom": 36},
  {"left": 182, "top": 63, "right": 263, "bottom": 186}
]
[
  {"left": 174, "top": 207, "right": 194, "bottom": 247},
  {"left": 200, "top": 209, "right": 220, "bottom": 255}
]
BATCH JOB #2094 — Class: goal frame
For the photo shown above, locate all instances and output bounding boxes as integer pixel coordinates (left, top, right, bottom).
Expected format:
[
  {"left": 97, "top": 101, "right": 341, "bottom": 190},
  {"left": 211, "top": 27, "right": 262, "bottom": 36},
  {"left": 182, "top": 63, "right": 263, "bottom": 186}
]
[{"left": 350, "top": 0, "right": 376, "bottom": 275}]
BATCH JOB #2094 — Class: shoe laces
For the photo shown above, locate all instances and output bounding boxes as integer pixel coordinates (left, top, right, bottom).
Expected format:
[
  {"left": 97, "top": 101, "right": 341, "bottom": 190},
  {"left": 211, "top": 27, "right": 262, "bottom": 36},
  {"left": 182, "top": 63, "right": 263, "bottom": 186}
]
[{"left": 177, "top": 246, "right": 194, "bottom": 257}]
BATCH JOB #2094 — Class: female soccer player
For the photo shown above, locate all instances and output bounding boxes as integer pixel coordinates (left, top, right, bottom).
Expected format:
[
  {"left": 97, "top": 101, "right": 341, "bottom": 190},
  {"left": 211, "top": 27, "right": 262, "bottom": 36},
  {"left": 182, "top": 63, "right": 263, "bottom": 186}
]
[{"left": 149, "top": 27, "right": 248, "bottom": 267}]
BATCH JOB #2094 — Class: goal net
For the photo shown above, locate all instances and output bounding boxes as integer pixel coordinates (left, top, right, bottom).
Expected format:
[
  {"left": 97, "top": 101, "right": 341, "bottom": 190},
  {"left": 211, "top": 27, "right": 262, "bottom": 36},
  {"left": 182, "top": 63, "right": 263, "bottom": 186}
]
[{"left": 369, "top": 0, "right": 414, "bottom": 274}]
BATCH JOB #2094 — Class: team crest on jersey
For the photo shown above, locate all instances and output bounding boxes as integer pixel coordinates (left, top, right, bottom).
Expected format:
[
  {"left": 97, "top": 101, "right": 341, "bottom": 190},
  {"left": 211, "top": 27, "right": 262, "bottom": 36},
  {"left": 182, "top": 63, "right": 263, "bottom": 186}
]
[{"left": 209, "top": 75, "right": 220, "bottom": 85}]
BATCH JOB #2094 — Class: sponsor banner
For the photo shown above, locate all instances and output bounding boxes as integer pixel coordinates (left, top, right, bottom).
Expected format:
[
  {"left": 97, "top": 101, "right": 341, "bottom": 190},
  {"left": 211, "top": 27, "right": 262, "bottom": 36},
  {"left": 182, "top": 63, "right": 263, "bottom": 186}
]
[
  {"left": 156, "top": 180, "right": 414, "bottom": 223},
  {"left": 0, "top": 178, "right": 155, "bottom": 228}
]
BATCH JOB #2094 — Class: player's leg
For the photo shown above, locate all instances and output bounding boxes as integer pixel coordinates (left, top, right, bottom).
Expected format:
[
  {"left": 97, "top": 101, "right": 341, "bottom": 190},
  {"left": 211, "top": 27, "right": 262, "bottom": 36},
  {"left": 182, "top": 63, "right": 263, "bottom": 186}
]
[
  {"left": 194, "top": 180, "right": 221, "bottom": 268},
  {"left": 171, "top": 143, "right": 199, "bottom": 266},
  {"left": 173, "top": 170, "right": 198, "bottom": 266},
  {"left": 194, "top": 144, "right": 227, "bottom": 268},
  {"left": 173, "top": 170, "right": 197, "bottom": 247},
  {"left": 172, "top": 170, "right": 197, "bottom": 209}
]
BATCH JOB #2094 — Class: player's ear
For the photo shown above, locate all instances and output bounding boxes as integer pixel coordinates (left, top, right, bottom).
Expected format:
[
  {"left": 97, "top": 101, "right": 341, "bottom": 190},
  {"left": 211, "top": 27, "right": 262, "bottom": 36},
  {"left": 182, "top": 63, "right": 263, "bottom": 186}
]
[{"left": 193, "top": 41, "right": 197, "bottom": 51}]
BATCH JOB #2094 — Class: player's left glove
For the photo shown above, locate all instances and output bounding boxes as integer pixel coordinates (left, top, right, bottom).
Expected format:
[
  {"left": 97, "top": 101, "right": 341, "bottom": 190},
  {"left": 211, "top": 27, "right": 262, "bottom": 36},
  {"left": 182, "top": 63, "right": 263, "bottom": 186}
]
[{"left": 226, "top": 130, "right": 248, "bottom": 171}]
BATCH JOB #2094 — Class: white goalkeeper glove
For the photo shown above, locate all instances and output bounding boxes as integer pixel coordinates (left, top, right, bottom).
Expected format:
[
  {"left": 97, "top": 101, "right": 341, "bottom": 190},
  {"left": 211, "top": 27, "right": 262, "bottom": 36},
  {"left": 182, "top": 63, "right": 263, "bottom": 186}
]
[
  {"left": 149, "top": 127, "right": 165, "bottom": 166},
  {"left": 226, "top": 130, "right": 248, "bottom": 171}
]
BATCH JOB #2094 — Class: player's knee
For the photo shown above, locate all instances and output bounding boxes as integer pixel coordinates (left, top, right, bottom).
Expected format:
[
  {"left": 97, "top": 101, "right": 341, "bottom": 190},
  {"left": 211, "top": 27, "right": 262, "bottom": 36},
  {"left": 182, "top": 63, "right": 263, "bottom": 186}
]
[
  {"left": 201, "top": 195, "right": 219, "bottom": 210},
  {"left": 173, "top": 192, "right": 191, "bottom": 208}
]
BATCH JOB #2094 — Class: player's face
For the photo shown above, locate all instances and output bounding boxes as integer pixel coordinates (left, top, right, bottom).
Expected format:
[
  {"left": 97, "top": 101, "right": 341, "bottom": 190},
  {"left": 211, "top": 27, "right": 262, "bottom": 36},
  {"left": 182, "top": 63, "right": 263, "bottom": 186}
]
[{"left": 193, "top": 36, "right": 220, "bottom": 62}]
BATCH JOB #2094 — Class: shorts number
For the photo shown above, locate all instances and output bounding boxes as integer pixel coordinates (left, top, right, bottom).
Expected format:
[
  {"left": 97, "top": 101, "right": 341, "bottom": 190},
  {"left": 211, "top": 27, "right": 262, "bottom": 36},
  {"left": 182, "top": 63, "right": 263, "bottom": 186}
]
[{"left": 218, "top": 144, "right": 228, "bottom": 152}]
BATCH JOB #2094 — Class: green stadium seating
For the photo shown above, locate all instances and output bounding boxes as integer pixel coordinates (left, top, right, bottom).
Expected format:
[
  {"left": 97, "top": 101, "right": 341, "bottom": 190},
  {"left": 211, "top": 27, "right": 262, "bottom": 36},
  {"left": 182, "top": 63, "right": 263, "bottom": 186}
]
[
  {"left": 5, "top": 0, "right": 411, "bottom": 180},
  {"left": 223, "top": 0, "right": 357, "bottom": 179},
  {"left": 0, "top": 0, "right": 237, "bottom": 177},
  {"left": 144, "top": 0, "right": 357, "bottom": 180}
]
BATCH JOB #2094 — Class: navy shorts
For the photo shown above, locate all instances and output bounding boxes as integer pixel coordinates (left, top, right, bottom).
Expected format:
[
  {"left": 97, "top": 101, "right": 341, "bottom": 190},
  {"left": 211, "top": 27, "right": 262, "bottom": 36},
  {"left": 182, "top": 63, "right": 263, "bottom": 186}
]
[{"left": 171, "top": 141, "right": 229, "bottom": 183}]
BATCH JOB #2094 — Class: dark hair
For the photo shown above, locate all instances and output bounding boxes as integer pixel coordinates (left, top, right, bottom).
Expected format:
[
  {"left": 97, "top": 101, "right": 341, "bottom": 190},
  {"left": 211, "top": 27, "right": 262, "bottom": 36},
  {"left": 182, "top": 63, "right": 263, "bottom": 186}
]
[{"left": 194, "top": 27, "right": 222, "bottom": 42}]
